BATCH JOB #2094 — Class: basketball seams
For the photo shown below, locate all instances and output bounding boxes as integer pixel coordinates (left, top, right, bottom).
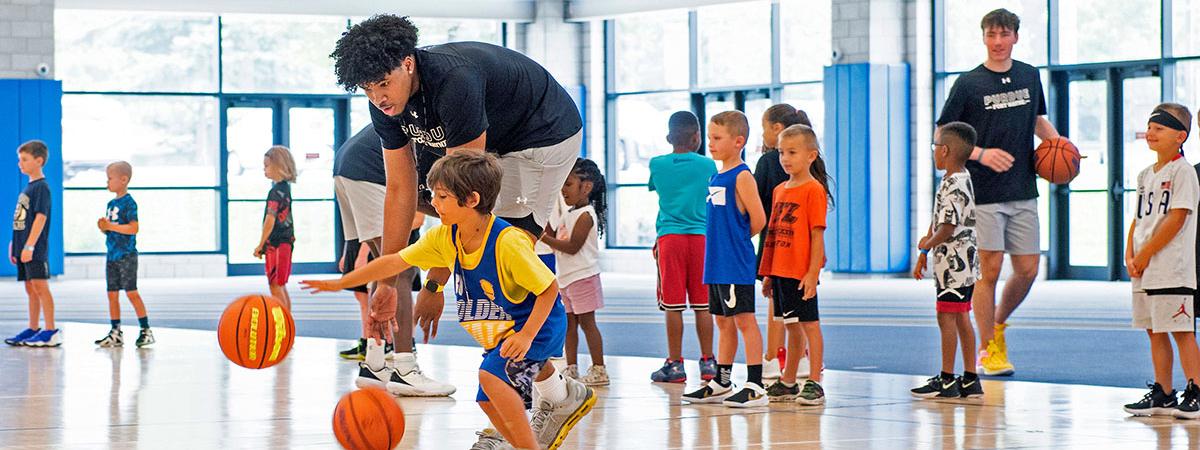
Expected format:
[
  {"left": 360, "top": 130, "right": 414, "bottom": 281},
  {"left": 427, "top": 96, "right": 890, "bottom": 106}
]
[
  {"left": 364, "top": 389, "right": 394, "bottom": 449},
  {"left": 257, "top": 296, "right": 271, "bottom": 370},
  {"left": 347, "top": 391, "right": 373, "bottom": 450},
  {"left": 232, "top": 300, "right": 249, "bottom": 366}
]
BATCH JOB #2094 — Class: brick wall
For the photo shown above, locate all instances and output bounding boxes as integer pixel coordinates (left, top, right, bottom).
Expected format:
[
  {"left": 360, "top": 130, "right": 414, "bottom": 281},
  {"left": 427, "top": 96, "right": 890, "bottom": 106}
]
[{"left": 0, "top": 0, "right": 53, "bottom": 79}]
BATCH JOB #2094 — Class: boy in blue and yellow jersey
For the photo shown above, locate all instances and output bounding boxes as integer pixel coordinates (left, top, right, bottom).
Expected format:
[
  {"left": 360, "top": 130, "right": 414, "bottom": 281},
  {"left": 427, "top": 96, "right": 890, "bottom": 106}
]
[{"left": 303, "top": 151, "right": 595, "bottom": 450}]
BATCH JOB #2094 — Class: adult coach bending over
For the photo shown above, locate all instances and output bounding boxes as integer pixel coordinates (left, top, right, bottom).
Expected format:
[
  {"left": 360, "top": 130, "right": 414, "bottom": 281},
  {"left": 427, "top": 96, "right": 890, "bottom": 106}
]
[
  {"left": 332, "top": 14, "right": 580, "bottom": 340},
  {"left": 936, "top": 8, "right": 1060, "bottom": 376}
]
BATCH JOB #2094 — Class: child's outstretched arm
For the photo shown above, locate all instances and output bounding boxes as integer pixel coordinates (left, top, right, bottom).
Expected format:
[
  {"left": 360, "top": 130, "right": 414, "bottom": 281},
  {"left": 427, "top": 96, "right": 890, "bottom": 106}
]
[
  {"left": 735, "top": 171, "right": 767, "bottom": 237},
  {"left": 499, "top": 280, "right": 560, "bottom": 361},
  {"left": 540, "top": 213, "right": 594, "bottom": 255},
  {"left": 301, "top": 253, "right": 413, "bottom": 293},
  {"left": 1130, "top": 209, "right": 1189, "bottom": 275}
]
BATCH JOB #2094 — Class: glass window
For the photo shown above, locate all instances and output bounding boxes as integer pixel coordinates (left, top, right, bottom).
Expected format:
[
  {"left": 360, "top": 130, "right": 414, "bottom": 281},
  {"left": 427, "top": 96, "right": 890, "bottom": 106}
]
[
  {"left": 55, "top": 10, "right": 219, "bottom": 93},
  {"left": 612, "top": 187, "right": 659, "bottom": 247},
  {"left": 351, "top": 96, "right": 372, "bottom": 134},
  {"left": 226, "top": 107, "right": 276, "bottom": 201},
  {"left": 287, "top": 107, "right": 336, "bottom": 200},
  {"left": 613, "top": 92, "right": 693, "bottom": 185},
  {"left": 1176, "top": 61, "right": 1200, "bottom": 157},
  {"left": 410, "top": 18, "right": 501, "bottom": 46},
  {"left": 782, "top": 83, "right": 826, "bottom": 147},
  {"left": 943, "top": 1, "right": 1048, "bottom": 72},
  {"left": 696, "top": 1, "right": 771, "bottom": 87},
  {"left": 64, "top": 189, "right": 220, "bottom": 253},
  {"left": 1175, "top": 0, "right": 1200, "bottom": 57},
  {"left": 1057, "top": 0, "right": 1159, "bottom": 64},
  {"left": 228, "top": 200, "right": 334, "bottom": 264},
  {"left": 61, "top": 95, "right": 220, "bottom": 187},
  {"left": 780, "top": 0, "right": 832, "bottom": 82},
  {"left": 613, "top": 11, "right": 690, "bottom": 92},
  {"left": 221, "top": 14, "right": 347, "bottom": 94}
]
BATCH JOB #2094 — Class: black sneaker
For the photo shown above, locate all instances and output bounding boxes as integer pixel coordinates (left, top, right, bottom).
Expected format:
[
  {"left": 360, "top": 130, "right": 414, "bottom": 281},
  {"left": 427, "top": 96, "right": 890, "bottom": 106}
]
[
  {"left": 135, "top": 328, "right": 155, "bottom": 347},
  {"left": 681, "top": 380, "right": 732, "bottom": 404},
  {"left": 911, "top": 374, "right": 959, "bottom": 399},
  {"left": 95, "top": 328, "right": 123, "bottom": 348},
  {"left": 340, "top": 338, "right": 366, "bottom": 360},
  {"left": 766, "top": 380, "right": 800, "bottom": 402},
  {"left": 1124, "top": 383, "right": 1178, "bottom": 416},
  {"left": 1175, "top": 380, "right": 1200, "bottom": 420},
  {"left": 797, "top": 379, "right": 825, "bottom": 405},
  {"left": 723, "top": 382, "right": 768, "bottom": 408},
  {"left": 958, "top": 376, "right": 983, "bottom": 399}
]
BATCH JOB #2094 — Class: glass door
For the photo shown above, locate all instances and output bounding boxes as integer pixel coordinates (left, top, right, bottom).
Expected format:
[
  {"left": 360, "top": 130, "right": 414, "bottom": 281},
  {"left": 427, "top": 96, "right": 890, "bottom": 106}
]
[
  {"left": 1052, "top": 65, "right": 1160, "bottom": 280},
  {"left": 222, "top": 97, "right": 343, "bottom": 275}
]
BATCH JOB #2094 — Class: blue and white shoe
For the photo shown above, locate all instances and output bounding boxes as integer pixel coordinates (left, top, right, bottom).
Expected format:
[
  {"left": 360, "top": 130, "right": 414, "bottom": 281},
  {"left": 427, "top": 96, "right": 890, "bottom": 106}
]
[
  {"left": 4, "top": 328, "right": 40, "bottom": 346},
  {"left": 25, "top": 329, "right": 62, "bottom": 347}
]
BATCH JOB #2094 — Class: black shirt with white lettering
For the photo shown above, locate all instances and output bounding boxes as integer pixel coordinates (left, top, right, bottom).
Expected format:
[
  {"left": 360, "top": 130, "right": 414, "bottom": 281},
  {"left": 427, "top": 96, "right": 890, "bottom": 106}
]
[
  {"left": 937, "top": 60, "right": 1047, "bottom": 205},
  {"left": 370, "top": 41, "right": 582, "bottom": 192}
]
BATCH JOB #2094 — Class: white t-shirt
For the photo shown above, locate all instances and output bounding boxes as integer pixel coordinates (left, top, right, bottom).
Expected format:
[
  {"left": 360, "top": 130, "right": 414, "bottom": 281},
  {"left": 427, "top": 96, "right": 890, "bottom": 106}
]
[
  {"left": 1132, "top": 156, "right": 1199, "bottom": 290},
  {"left": 554, "top": 204, "right": 600, "bottom": 287},
  {"left": 932, "top": 172, "right": 979, "bottom": 290}
]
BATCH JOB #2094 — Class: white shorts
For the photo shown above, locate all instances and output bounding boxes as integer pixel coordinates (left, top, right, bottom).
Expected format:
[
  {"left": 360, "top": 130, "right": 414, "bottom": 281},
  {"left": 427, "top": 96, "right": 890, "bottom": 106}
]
[
  {"left": 1132, "top": 291, "right": 1196, "bottom": 333},
  {"left": 495, "top": 130, "right": 582, "bottom": 232},
  {"left": 976, "top": 199, "right": 1041, "bottom": 255},
  {"left": 334, "top": 176, "right": 385, "bottom": 242}
]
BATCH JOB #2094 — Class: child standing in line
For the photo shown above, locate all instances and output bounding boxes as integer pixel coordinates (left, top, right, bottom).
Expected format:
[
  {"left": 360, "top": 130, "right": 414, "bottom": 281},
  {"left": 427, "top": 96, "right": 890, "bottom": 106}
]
[
  {"left": 760, "top": 124, "right": 831, "bottom": 405},
  {"left": 910, "top": 122, "right": 982, "bottom": 399},
  {"left": 94, "top": 161, "right": 155, "bottom": 348},
  {"left": 5, "top": 140, "right": 59, "bottom": 347},
  {"left": 542, "top": 158, "right": 610, "bottom": 386},
  {"left": 681, "top": 111, "right": 768, "bottom": 408},
  {"left": 255, "top": 146, "right": 297, "bottom": 310},
  {"left": 1123, "top": 103, "right": 1200, "bottom": 419},
  {"left": 756, "top": 103, "right": 814, "bottom": 380}
]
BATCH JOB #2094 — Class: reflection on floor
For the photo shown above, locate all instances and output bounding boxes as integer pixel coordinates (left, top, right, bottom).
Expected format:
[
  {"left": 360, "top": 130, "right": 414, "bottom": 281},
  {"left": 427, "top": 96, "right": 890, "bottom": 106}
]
[{"left": 1, "top": 322, "right": 1197, "bottom": 449}]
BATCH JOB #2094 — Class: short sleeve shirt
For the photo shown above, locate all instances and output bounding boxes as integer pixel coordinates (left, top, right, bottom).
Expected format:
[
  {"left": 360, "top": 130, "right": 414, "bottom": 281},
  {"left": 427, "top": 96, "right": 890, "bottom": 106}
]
[
  {"left": 648, "top": 152, "right": 718, "bottom": 236},
  {"left": 265, "top": 182, "right": 295, "bottom": 246},
  {"left": 937, "top": 60, "right": 1047, "bottom": 205},
  {"left": 1133, "top": 156, "right": 1199, "bottom": 290},
  {"left": 759, "top": 180, "right": 828, "bottom": 280},
  {"left": 333, "top": 124, "right": 386, "bottom": 185},
  {"left": 399, "top": 217, "right": 556, "bottom": 302},
  {"left": 931, "top": 172, "right": 979, "bottom": 290},
  {"left": 105, "top": 194, "right": 138, "bottom": 260},
  {"left": 12, "top": 178, "right": 51, "bottom": 261}
]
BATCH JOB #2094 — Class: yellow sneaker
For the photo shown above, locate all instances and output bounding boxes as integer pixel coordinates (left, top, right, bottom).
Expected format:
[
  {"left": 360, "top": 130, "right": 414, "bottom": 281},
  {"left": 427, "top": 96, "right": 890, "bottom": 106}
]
[
  {"left": 993, "top": 323, "right": 1009, "bottom": 353},
  {"left": 980, "top": 341, "right": 1015, "bottom": 376}
]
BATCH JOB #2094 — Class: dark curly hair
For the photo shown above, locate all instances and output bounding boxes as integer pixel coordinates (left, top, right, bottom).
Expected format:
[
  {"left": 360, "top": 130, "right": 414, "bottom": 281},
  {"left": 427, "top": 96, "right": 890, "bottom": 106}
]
[
  {"left": 572, "top": 158, "right": 608, "bottom": 238},
  {"left": 331, "top": 15, "right": 420, "bottom": 92}
]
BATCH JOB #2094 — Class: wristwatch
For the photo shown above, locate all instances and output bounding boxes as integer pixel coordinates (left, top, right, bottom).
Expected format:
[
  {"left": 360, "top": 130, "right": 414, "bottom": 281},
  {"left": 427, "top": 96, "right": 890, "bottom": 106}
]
[
  {"left": 424, "top": 278, "right": 444, "bottom": 293},
  {"left": 23, "top": 245, "right": 34, "bottom": 252}
]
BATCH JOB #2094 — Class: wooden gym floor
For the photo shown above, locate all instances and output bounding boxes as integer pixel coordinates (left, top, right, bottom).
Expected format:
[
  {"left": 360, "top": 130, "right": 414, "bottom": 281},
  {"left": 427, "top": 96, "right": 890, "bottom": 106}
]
[{"left": 2, "top": 322, "right": 1198, "bottom": 449}]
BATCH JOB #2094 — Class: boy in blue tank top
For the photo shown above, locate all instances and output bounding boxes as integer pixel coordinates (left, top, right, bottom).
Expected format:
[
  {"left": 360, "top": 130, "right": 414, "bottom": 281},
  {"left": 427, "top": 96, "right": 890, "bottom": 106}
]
[
  {"left": 681, "top": 111, "right": 768, "bottom": 408},
  {"left": 303, "top": 152, "right": 595, "bottom": 450}
]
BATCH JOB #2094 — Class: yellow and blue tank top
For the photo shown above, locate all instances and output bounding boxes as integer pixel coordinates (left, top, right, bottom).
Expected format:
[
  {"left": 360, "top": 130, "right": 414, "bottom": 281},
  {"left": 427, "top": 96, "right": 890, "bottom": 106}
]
[{"left": 452, "top": 217, "right": 566, "bottom": 360}]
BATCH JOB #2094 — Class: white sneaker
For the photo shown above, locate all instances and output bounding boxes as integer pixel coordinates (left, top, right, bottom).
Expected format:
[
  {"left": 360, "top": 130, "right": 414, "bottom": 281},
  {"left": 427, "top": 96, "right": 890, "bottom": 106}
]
[
  {"left": 762, "top": 358, "right": 781, "bottom": 380},
  {"left": 563, "top": 364, "right": 579, "bottom": 380},
  {"left": 355, "top": 362, "right": 399, "bottom": 390},
  {"left": 387, "top": 353, "right": 456, "bottom": 397},
  {"left": 469, "top": 428, "right": 514, "bottom": 450},
  {"left": 723, "top": 381, "right": 769, "bottom": 408},
  {"left": 95, "top": 328, "right": 123, "bottom": 348},
  {"left": 579, "top": 365, "right": 609, "bottom": 386},
  {"left": 531, "top": 377, "right": 596, "bottom": 450}
]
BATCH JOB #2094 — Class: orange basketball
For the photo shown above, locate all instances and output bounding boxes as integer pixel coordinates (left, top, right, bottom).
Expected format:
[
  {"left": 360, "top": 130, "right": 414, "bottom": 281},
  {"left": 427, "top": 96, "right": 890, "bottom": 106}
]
[
  {"left": 332, "top": 388, "right": 406, "bottom": 450},
  {"left": 217, "top": 294, "right": 295, "bottom": 369},
  {"left": 1035, "top": 136, "right": 1082, "bottom": 184}
]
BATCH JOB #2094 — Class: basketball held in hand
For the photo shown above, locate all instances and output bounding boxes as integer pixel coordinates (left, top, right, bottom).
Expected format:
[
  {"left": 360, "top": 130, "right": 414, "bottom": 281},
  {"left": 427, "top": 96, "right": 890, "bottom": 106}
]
[{"left": 1035, "top": 137, "right": 1081, "bottom": 184}]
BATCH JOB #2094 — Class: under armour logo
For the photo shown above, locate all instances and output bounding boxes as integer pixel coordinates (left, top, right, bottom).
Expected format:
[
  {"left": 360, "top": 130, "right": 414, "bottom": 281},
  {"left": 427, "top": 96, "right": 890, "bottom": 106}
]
[
  {"left": 410, "top": 110, "right": 419, "bottom": 119},
  {"left": 514, "top": 196, "right": 529, "bottom": 205},
  {"left": 1173, "top": 304, "right": 1192, "bottom": 320},
  {"left": 1001, "top": 77, "right": 1011, "bottom": 84}
]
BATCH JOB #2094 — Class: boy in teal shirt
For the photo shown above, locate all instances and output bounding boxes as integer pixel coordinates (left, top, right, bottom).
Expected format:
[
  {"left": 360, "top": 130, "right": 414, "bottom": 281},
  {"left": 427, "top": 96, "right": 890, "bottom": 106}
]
[{"left": 647, "top": 111, "right": 718, "bottom": 383}]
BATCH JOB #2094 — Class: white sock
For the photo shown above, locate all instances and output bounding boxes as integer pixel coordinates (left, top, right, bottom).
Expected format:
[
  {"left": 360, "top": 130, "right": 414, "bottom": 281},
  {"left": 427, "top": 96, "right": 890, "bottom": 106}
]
[
  {"left": 394, "top": 352, "right": 418, "bottom": 372},
  {"left": 366, "top": 338, "right": 386, "bottom": 371},
  {"left": 534, "top": 366, "right": 569, "bottom": 405}
]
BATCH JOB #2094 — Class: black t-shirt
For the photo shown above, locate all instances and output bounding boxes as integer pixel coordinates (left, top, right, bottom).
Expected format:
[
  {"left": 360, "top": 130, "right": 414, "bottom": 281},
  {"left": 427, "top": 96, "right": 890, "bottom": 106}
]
[
  {"left": 265, "top": 182, "right": 295, "bottom": 246},
  {"left": 12, "top": 178, "right": 51, "bottom": 261},
  {"left": 754, "top": 149, "right": 789, "bottom": 263},
  {"left": 937, "top": 60, "right": 1047, "bottom": 205},
  {"left": 334, "top": 124, "right": 387, "bottom": 185},
  {"left": 370, "top": 41, "right": 583, "bottom": 189}
]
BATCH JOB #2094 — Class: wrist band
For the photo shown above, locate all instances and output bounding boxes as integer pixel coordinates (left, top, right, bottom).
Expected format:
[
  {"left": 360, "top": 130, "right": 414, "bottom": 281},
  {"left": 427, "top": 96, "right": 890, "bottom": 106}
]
[
  {"left": 919, "top": 248, "right": 929, "bottom": 255},
  {"left": 977, "top": 148, "right": 987, "bottom": 160}
]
